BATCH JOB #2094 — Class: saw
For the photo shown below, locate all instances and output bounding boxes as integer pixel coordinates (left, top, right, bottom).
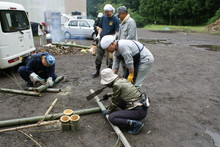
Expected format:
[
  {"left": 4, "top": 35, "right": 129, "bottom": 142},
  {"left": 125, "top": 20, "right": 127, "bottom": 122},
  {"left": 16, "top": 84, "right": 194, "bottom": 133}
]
[{"left": 86, "top": 87, "right": 107, "bottom": 101}]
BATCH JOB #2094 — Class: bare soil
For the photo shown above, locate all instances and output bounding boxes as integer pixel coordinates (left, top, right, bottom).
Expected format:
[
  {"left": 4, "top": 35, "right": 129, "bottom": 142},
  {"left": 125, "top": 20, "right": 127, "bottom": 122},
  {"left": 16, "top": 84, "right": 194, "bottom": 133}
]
[{"left": 0, "top": 29, "right": 220, "bottom": 147}]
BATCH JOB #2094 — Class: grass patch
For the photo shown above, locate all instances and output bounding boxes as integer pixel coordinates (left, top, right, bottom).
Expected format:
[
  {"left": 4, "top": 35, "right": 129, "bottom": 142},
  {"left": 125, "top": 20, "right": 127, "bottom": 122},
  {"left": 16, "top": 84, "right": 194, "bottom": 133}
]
[{"left": 144, "top": 25, "right": 207, "bottom": 33}]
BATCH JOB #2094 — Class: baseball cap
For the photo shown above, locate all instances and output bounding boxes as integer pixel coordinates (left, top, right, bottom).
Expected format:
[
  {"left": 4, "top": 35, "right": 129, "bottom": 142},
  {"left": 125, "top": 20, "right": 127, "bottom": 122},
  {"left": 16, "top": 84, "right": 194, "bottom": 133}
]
[{"left": 116, "top": 6, "right": 127, "bottom": 16}]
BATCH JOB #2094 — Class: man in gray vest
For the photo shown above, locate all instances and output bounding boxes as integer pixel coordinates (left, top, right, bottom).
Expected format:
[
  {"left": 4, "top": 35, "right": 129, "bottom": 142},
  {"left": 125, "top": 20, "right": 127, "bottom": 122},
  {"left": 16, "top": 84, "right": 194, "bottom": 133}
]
[{"left": 116, "top": 6, "right": 138, "bottom": 78}]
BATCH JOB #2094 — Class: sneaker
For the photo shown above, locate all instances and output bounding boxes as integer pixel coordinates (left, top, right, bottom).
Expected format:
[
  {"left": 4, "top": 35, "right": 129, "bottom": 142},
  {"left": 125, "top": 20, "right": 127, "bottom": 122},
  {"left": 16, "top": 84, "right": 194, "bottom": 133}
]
[{"left": 128, "top": 120, "right": 144, "bottom": 135}]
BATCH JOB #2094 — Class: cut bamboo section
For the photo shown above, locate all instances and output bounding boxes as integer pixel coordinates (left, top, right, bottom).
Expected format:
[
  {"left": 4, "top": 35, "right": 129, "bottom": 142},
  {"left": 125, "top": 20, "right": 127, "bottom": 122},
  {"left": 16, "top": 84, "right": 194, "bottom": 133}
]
[
  {"left": 0, "top": 88, "right": 41, "bottom": 96},
  {"left": 90, "top": 89, "right": 132, "bottom": 147},
  {"left": 63, "top": 109, "right": 73, "bottom": 116},
  {"left": 52, "top": 42, "right": 90, "bottom": 49},
  {"left": 70, "top": 114, "right": 80, "bottom": 131},
  {"left": 60, "top": 116, "right": 71, "bottom": 131},
  {"left": 0, "top": 107, "right": 101, "bottom": 128},
  {"left": 34, "top": 76, "right": 64, "bottom": 93}
]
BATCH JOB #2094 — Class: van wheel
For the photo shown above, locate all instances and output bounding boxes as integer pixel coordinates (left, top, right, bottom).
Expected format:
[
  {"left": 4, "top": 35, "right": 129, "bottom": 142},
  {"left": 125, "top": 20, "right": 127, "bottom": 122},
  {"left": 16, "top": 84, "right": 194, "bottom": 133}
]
[
  {"left": 92, "top": 33, "right": 96, "bottom": 40},
  {"left": 64, "top": 32, "right": 71, "bottom": 39}
]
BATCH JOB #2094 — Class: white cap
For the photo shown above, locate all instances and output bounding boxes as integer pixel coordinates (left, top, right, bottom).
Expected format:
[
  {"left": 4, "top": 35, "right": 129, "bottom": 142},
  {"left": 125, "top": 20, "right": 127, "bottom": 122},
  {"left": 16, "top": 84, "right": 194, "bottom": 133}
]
[
  {"left": 101, "top": 35, "right": 115, "bottom": 49},
  {"left": 104, "top": 4, "right": 115, "bottom": 13},
  {"left": 98, "top": 13, "right": 103, "bottom": 17},
  {"left": 100, "top": 68, "right": 118, "bottom": 85}
]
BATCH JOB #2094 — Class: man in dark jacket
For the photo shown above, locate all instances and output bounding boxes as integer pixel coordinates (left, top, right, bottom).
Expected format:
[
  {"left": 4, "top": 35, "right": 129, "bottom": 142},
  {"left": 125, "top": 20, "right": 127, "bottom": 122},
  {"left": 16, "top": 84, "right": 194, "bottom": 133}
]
[
  {"left": 92, "top": 4, "right": 119, "bottom": 78},
  {"left": 18, "top": 52, "right": 57, "bottom": 87}
]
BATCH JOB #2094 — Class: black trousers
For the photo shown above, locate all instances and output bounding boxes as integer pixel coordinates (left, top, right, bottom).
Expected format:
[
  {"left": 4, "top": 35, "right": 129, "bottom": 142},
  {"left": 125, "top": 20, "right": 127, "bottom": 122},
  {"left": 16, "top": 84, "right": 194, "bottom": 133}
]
[{"left": 108, "top": 107, "right": 148, "bottom": 126}]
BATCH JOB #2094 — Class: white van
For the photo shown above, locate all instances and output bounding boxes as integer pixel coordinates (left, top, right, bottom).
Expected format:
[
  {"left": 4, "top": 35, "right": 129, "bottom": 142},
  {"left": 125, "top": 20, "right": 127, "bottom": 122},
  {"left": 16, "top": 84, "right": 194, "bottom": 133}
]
[{"left": 0, "top": 1, "right": 36, "bottom": 69}]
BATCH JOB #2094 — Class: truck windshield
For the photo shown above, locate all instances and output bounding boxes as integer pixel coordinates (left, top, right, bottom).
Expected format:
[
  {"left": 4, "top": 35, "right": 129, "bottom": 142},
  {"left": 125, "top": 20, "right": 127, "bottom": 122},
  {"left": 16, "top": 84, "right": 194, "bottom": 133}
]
[{"left": 0, "top": 10, "right": 29, "bottom": 33}]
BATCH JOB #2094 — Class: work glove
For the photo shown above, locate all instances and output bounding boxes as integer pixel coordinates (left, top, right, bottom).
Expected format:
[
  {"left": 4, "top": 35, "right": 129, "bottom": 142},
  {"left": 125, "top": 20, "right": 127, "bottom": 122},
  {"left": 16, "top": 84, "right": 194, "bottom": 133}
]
[
  {"left": 99, "top": 94, "right": 111, "bottom": 101},
  {"left": 127, "top": 73, "right": 134, "bottom": 84},
  {"left": 102, "top": 110, "right": 109, "bottom": 116},
  {"left": 46, "top": 77, "right": 54, "bottom": 87},
  {"left": 29, "top": 73, "right": 45, "bottom": 84}
]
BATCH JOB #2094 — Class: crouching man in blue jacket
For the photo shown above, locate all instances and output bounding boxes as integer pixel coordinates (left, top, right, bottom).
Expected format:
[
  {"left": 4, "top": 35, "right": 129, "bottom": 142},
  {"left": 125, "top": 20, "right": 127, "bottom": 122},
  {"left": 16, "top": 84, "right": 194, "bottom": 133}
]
[{"left": 18, "top": 52, "right": 57, "bottom": 87}]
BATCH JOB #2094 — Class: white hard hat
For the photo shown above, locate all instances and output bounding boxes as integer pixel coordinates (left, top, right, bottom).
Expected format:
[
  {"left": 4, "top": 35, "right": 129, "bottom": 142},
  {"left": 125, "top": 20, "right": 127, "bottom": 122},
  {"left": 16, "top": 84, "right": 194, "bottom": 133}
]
[
  {"left": 98, "top": 13, "right": 103, "bottom": 17},
  {"left": 104, "top": 4, "right": 115, "bottom": 13},
  {"left": 101, "top": 35, "right": 115, "bottom": 49},
  {"left": 100, "top": 68, "right": 118, "bottom": 85}
]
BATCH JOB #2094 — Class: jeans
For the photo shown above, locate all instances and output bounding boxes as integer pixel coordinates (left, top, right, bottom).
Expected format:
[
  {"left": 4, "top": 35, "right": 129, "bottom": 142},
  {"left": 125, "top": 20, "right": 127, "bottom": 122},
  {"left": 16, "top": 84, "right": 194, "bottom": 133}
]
[{"left": 108, "top": 107, "right": 148, "bottom": 126}]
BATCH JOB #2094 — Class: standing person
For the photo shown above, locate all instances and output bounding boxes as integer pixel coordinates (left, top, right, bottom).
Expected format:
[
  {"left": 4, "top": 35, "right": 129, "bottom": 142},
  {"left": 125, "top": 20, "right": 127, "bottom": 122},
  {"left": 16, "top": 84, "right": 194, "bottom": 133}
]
[
  {"left": 38, "top": 22, "right": 46, "bottom": 47},
  {"left": 94, "top": 13, "right": 103, "bottom": 37},
  {"left": 92, "top": 4, "right": 119, "bottom": 78},
  {"left": 18, "top": 52, "right": 57, "bottom": 87},
  {"left": 116, "top": 6, "right": 138, "bottom": 78},
  {"left": 101, "top": 35, "right": 154, "bottom": 88},
  {"left": 100, "top": 68, "right": 150, "bottom": 134},
  {"left": 117, "top": 6, "right": 137, "bottom": 40}
]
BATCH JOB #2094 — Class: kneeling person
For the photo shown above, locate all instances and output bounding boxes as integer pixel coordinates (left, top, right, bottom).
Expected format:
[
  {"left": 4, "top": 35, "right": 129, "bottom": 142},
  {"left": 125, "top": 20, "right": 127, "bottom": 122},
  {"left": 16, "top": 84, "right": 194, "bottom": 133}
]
[
  {"left": 100, "top": 68, "right": 150, "bottom": 134},
  {"left": 18, "top": 52, "right": 57, "bottom": 87}
]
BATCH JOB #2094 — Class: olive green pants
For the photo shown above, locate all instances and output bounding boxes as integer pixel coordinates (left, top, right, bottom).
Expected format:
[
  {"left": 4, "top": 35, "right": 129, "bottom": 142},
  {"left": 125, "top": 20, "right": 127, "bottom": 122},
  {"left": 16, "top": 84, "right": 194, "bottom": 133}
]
[{"left": 95, "top": 42, "right": 112, "bottom": 68}]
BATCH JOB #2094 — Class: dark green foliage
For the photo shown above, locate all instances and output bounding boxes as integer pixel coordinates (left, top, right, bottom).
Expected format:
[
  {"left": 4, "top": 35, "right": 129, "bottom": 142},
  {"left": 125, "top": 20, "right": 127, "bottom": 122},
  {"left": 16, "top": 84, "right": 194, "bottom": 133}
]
[
  {"left": 87, "top": 0, "right": 220, "bottom": 26},
  {"left": 207, "top": 8, "right": 220, "bottom": 24}
]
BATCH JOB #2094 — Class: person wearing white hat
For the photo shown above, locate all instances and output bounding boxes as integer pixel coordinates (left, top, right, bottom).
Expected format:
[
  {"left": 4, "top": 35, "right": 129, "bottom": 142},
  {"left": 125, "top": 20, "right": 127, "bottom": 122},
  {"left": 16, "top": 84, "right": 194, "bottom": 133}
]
[
  {"left": 92, "top": 4, "right": 119, "bottom": 78},
  {"left": 94, "top": 13, "right": 103, "bottom": 37},
  {"left": 101, "top": 35, "right": 154, "bottom": 88},
  {"left": 100, "top": 68, "right": 149, "bottom": 135}
]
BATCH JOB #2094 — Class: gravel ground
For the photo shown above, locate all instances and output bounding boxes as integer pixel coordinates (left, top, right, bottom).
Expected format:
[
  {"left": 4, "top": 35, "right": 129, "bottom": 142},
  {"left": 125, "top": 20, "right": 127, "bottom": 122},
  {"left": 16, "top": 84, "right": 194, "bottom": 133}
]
[{"left": 0, "top": 29, "right": 220, "bottom": 147}]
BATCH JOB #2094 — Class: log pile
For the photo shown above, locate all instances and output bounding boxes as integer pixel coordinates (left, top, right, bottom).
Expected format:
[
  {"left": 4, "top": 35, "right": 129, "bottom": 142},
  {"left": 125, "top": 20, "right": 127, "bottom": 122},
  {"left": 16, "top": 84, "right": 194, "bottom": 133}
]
[
  {"left": 37, "top": 42, "right": 91, "bottom": 55},
  {"left": 206, "top": 19, "right": 220, "bottom": 32}
]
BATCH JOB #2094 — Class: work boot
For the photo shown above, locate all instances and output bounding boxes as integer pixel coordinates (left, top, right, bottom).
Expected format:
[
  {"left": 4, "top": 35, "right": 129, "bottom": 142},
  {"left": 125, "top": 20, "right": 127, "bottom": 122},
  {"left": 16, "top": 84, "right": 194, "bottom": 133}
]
[
  {"left": 92, "top": 64, "right": 101, "bottom": 78},
  {"left": 127, "top": 119, "right": 144, "bottom": 135}
]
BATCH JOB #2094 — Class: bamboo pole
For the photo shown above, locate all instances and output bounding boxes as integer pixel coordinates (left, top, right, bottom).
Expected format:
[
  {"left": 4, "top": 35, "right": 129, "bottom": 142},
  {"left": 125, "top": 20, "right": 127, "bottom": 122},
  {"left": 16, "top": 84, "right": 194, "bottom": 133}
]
[
  {"left": 38, "top": 98, "right": 58, "bottom": 123},
  {"left": 34, "top": 76, "right": 64, "bottom": 93},
  {"left": 52, "top": 42, "right": 90, "bottom": 49},
  {"left": 18, "top": 130, "right": 42, "bottom": 147},
  {"left": 26, "top": 87, "right": 61, "bottom": 93},
  {"left": 0, "top": 107, "right": 101, "bottom": 128},
  {"left": 0, "top": 120, "right": 59, "bottom": 133},
  {"left": 90, "top": 89, "right": 132, "bottom": 147},
  {"left": 0, "top": 88, "right": 41, "bottom": 96}
]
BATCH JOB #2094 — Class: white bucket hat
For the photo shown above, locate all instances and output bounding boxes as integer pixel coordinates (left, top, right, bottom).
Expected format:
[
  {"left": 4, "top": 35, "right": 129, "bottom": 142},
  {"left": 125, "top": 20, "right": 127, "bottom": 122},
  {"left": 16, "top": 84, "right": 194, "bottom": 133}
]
[
  {"left": 100, "top": 68, "right": 118, "bottom": 85},
  {"left": 101, "top": 35, "right": 115, "bottom": 49},
  {"left": 104, "top": 4, "right": 115, "bottom": 13}
]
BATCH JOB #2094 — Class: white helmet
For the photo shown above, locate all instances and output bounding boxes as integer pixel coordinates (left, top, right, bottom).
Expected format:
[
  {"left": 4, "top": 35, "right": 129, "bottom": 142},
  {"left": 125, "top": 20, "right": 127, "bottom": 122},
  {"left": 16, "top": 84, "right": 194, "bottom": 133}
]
[
  {"left": 100, "top": 68, "right": 118, "bottom": 85},
  {"left": 100, "top": 35, "right": 115, "bottom": 49},
  {"left": 97, "top": 13, "right": 103, "bottom": 18}
]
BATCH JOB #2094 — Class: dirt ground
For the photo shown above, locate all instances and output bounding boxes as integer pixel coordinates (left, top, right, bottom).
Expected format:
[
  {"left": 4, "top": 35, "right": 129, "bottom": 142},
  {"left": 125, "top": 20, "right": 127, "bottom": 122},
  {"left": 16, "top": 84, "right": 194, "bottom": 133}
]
[{"left": 0, "top": 29, "right": 220, "bottom": 147}]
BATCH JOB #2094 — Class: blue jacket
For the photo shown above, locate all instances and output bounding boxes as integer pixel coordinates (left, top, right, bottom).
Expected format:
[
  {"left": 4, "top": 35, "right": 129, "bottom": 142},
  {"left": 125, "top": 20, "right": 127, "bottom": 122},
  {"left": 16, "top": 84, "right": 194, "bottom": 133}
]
[{"left": 25, "top": 53, "right": 55, "bottom": 78}]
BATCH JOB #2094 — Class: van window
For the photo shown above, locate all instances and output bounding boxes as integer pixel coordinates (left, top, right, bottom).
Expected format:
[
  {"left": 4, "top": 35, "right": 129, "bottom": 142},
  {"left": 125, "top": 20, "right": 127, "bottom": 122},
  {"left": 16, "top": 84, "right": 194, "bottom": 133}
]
[{"left": 0, "top": 10, "right": 29, "bottom": 32}]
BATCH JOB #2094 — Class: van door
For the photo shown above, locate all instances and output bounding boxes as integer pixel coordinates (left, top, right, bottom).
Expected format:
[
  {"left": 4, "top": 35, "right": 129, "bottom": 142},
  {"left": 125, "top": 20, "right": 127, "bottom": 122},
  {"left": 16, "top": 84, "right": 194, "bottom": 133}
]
[{"left": 0, "top": 10, "right": 35, "bottom": 68}]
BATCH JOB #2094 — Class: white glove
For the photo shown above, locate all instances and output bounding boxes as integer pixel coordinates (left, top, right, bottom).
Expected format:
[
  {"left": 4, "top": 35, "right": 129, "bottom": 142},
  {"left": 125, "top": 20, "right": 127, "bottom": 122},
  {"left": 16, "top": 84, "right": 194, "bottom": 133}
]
[
  {"left": 29, "top": 72, "right": 45, "bottom": 84},
  {"left": 46, "top": 77, "right": 54, "bottom": 87},
  {"left": 96, "top": 34, "right": 100, "bottom": 40}
]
